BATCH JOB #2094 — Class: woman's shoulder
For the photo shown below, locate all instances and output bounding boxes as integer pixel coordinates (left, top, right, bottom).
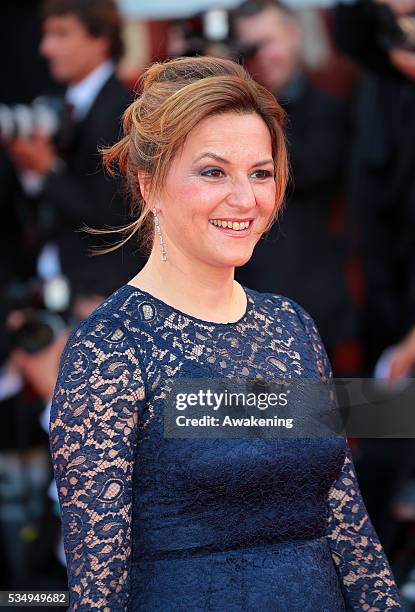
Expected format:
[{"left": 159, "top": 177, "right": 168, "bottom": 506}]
[
  {"left": 68, "top": 287, "right": 130, "bottom": 337},
  {"left": 246, "top": 286, "right": 330, "bottom": 368},
  {"left": 249, "top": 287, "right": 331, "bottom": 379},
  {"left": 61, "top": 285, "right": 147, "bottom": 365},
  {"left": 246, "top": 286, "right": 317, "bottom": 331}
]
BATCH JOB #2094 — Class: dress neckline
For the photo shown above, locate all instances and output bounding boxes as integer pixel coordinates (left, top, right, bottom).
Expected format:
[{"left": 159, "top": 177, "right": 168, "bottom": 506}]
[{"left": 121, "top": 283, "right": 253, "bottom": 327}]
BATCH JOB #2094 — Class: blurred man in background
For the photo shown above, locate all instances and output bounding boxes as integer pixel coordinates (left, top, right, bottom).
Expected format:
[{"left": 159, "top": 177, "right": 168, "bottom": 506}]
[
  {"left": 232, "top": 0, "right": 357, "bottom": 374},
  {"left": 1, "top": 0, "right": 145, "bottom": 589},
  {"left": 335, "top": 0, "right": 415, "bottom": 570},
  {"left": 336, "top": 0, "right": 415, "bottom": 372},
  {"left": 7, "top": 0, "right": 143, "bottom": 315}
]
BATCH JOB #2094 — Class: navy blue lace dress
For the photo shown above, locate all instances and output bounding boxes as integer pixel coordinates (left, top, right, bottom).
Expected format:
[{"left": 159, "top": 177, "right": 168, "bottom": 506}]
[{"left": 49, "top": 284, "right": 402, "bottom": 611}]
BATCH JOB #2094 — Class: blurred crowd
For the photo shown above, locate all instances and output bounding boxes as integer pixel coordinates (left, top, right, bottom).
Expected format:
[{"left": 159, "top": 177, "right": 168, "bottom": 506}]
[{"left": 2, "top": 0, "right": 415, "bottom": 605}]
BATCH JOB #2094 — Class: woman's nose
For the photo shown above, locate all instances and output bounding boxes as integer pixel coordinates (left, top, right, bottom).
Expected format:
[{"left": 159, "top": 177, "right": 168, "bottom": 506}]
[{"left": 226, "top": 177, "right": 256, "bottom": 210}]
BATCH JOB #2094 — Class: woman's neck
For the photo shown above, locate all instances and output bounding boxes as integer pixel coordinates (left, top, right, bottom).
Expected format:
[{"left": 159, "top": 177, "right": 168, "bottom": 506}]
[{"left": 128, "top": 250, "right": 247, "bottom": 324}]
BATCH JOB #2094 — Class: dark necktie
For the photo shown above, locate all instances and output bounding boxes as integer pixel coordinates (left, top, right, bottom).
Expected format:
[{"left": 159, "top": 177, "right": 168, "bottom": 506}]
[{"left": 56, "top": 101, "right": 76, "bottom": 155}]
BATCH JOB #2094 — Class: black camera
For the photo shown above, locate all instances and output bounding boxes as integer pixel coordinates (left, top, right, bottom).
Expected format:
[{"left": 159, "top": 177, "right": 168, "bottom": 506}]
[
  {"left": 4, "top": 276, "right": 70, "bottom": 354},
  {"left": 170, "top": 8, "right": 259, "bottom": 62}
]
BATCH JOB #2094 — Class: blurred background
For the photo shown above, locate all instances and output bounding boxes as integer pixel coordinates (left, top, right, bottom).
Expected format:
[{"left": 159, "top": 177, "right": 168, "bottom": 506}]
[{"left": 2, "top": 0, "right": 415, "bottom": 607}]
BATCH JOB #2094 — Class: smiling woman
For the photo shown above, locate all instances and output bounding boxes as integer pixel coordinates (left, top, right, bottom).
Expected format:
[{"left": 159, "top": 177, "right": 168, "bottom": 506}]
[
  {"left": 101, "top": 56, "right": 287, "bottom": 257},
  {"left": 49, "top": 56, "right": 403, "bottom": 611},
  {"left": 89, "top": 55, "right": 290, "bottom": 322}
]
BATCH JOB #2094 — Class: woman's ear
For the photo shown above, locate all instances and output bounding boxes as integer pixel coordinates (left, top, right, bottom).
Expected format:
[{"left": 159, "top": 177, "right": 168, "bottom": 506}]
[{"left": 137, "top": 170, "right": 152, "bottom": 204}]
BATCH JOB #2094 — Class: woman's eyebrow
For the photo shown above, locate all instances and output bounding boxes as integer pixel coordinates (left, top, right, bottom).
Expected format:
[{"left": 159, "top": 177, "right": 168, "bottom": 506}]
[
  {"left": 194, "top": 152, "right": 229, "bottom": 164},
  {"left": 194, "top": 152, "right": 274, "bottom": 167}
]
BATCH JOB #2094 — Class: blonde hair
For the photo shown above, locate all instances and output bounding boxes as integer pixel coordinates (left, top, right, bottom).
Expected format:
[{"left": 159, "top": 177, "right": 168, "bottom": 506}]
[{"left": 93, "top": 55, "right": 288, "bottom": 256}]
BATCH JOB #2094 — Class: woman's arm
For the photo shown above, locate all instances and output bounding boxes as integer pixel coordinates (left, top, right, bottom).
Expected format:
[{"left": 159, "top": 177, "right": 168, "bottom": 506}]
[
  {"left": 49, "top": 314, "right": 146, "bottom": 611},
  {"left": 291, "top": 301, "right": 402, "bottom": 610},
  {"left": 326, "top": 441, "right": 402, "bottom": 609}
]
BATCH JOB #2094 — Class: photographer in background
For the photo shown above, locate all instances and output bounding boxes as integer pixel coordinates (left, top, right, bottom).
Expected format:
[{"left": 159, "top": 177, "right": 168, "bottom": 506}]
[
  {"left": 232, "top": 0, "right": 358, "bottom": 375},
  {"left": 1, "top": 1, "right": 146, "bottom": 587},
  {"left": 335, "top": 0, "right": 415, "bottom": 566},
  {"left": 336, "top": 0, "right": 415, "bottom": 370},
  {"left": 6, "top": 0, "right": 144, "bottom": 314}
]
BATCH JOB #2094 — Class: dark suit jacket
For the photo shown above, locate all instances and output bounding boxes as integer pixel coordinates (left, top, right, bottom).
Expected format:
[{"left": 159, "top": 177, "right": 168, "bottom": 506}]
[
  {"left": 335, "top": 2, "right": 415, "bottom": 366},
  {"left": 236, "top": 79, "right": 356, "bottom": 352},
  {"left": 41, "top": 73, "right": 146, "bottom": 298}
]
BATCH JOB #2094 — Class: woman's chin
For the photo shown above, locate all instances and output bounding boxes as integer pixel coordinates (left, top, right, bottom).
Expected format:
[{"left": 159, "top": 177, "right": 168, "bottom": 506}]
[{"left": 210, "top": 250, "right": 254, "bottom": 269}]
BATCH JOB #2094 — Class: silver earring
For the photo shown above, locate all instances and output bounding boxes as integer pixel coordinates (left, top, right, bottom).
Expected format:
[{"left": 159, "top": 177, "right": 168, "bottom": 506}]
[{"left": 152, "top": 207, "right": 167, "bottom": 262}]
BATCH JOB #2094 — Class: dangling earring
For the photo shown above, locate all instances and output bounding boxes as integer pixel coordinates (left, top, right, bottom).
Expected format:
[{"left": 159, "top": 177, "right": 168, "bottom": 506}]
[{"left": 152, "top": 207, "right": 167, "bottom": 262}]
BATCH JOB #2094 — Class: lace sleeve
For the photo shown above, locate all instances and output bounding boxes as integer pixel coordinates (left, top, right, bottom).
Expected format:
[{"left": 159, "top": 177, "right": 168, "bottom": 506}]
[
  {"left": 292, "top": 301, "right": 403, "bottom": 610},
  {"left": 49, "top": 315, "right": 146, "bottom": 611}
]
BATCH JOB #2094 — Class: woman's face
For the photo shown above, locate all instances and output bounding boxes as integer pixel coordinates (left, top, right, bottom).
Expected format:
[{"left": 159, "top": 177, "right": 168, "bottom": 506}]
[{"left": 157, "top": 111, "right": 277, "bottom": 269}]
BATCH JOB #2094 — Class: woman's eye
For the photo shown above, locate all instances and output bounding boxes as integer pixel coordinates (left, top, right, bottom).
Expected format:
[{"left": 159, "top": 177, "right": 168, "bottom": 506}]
[
  {"left": 200, "top": 168, "right": 273, "bottom": 179},
  {"left": 201, "top": 168, "right": 224, "bottom": 178},
  {"left": 251, "top": 169, "right": 274, "bottom": 179}
]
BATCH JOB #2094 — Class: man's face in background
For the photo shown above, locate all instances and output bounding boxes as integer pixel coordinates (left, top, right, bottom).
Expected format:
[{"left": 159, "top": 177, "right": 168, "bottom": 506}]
[
  {"left": 40, "top": 14, "right": 110, "bottom": 84},
  {"left": 234, "top": 6, "right": 302, "bottom": 93}
]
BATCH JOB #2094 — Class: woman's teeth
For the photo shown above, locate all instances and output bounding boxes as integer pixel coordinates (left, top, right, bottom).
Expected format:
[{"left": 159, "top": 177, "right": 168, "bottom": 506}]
[{"left": 209, "top": 220, "right": 251, "bottom": 230}]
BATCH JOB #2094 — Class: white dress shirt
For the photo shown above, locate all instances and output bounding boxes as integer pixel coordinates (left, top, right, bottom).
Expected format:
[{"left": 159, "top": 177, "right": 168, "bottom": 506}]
[{"left": 65, "top": 59, "right": 115, "bottom": 120}]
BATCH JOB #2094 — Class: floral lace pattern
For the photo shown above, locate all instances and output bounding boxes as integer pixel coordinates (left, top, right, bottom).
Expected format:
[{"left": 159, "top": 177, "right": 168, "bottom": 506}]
[
  {"left": 49, "top": 285, "right": 402, "bottom": 610},
  {"left": 50, "top": 317, "right": 147, "bottom": 610},
  {"left": 296, "top": 305, "right": 402, "bottom": 611}
]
